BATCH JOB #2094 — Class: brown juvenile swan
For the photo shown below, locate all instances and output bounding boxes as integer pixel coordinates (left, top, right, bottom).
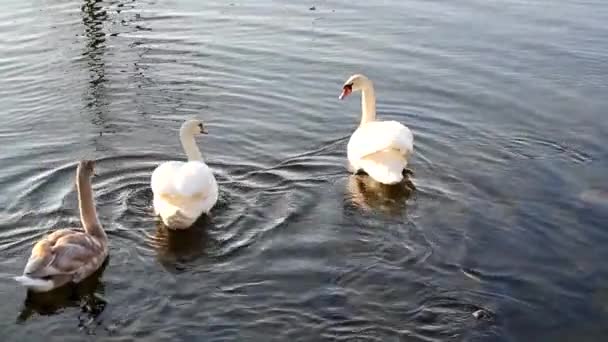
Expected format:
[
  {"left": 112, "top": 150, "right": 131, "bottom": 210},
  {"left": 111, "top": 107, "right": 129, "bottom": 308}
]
[{"left": 14, "top": 160, "right": 108, "bottom": 292}]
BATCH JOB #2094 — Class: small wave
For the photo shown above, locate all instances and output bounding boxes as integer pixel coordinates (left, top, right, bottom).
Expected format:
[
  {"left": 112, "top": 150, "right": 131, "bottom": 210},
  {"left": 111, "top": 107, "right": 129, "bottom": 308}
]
[{"left": 502, "top": 134, "right": 593, "bottom": 164}]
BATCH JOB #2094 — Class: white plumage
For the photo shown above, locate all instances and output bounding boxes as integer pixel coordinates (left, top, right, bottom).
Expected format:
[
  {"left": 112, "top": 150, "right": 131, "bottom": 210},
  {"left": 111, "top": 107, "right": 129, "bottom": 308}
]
[
  {"left": 340, "top": 74, "right": 414, "bottom": 185},
  {"left": 151, "top": 119, "right": 218, "bottom": 229}
]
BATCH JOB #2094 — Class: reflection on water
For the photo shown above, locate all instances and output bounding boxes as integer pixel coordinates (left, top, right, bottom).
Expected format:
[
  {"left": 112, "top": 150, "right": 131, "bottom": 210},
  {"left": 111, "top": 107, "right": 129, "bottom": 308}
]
[
  {"left": 82, "top": 0, "right": 108, "bottom": 133},
  {"left": 17, "top": 259, "right": 108, "bottom": 332},
  {"left": 82, "top": 0, "right": 107, "bottom": 87},
  {"left": 147, "top": 217, "right": 211, "bottom": 271},
  {"left": 346, "top": 174, "right": 414, "bottom": 215}
]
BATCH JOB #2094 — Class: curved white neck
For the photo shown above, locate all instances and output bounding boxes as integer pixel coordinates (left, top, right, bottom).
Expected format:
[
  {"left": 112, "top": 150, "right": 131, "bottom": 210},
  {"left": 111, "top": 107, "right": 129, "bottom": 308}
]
[
  {"left": 180, "top": 130, "right": 203, "bottom": 161},
  {"left": 360, "top": 82, "right": 376, "bottom": 125}
]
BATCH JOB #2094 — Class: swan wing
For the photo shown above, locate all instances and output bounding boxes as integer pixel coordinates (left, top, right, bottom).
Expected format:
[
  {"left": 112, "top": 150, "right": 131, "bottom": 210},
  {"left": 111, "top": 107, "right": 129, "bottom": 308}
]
[
  {"left": 358, "top": 149, "right": 408, "bottom": 184},
  {"left": 151, "top": 161, "right": 215, "bottom": 197},
  {"left": 152, "top": 160, "right": 218, "bottom": 226},
  {"left": 348, "top": 120, "right": 413, "bottom": 161},
  {"left": 172, "top": 161, "right": 215, "bottom": 197},
  {"left": 151, "top": 161, "right": 184, "bottom": 195},
  {"left": 23, "top": 230, "right": 105, "bottom": 278}
]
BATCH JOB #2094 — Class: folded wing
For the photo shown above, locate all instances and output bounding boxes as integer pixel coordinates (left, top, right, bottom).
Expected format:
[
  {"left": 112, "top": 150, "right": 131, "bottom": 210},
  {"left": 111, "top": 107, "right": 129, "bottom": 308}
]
[
  {"left": 24, "top": 230, "right": 104, "bottom": 279},
  {"left": 348, "top": 121, "right": 413, "bottom": 161},
  {"left": 151, "top": 161, "right": 183, "bottom": 195},
  {"left": 173, "top": 161, "right": 214, "bottom": 197}
]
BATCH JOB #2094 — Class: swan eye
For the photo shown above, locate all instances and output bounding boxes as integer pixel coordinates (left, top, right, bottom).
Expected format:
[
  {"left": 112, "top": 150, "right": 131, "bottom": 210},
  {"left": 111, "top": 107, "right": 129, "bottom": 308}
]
[{"left": 344, "top": 83, "right": 353, "bottom": 90}]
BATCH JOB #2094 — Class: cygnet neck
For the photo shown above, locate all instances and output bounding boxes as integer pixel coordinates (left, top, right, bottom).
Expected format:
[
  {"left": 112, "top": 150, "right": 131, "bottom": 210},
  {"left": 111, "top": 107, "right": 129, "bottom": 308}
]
[{"left": 76, "top": 168, "right": 106, "bottom": 240}]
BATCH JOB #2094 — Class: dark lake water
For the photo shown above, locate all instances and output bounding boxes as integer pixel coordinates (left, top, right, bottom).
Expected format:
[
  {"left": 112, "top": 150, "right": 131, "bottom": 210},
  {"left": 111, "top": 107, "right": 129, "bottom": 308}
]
[{"left": 1, "top": 0, "right": 607, "bottom": 340}]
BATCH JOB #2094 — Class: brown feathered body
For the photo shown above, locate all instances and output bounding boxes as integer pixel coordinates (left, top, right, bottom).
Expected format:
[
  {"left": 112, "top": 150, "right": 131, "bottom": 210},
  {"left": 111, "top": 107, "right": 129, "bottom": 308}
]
[{"left": 15, "top": 160, "right": 108, "bottom": 292}]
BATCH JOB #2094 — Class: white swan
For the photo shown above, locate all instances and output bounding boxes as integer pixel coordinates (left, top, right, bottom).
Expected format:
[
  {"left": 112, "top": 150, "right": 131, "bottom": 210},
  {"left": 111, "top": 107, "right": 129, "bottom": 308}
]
[
  {"left": 14, "top": 160, "right": 108, "bottom": 292},
  {"left": 151, "top": 119, "right": 218, "bottom": 229},
  {"left": 339, "top": 74, "right": 414, "bottom": 185}
]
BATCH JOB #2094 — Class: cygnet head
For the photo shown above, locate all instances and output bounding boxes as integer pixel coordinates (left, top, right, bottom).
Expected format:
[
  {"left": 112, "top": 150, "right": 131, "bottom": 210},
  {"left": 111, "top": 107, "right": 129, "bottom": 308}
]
[
  {"left": 339, "top": 74, "right": 371, "bottom": 100},
  {"left": 78, "top": 160, "right": 97, "bottom": 178},
  {"left": 181, "top": 119, "right": 208, "bottom": 136}
]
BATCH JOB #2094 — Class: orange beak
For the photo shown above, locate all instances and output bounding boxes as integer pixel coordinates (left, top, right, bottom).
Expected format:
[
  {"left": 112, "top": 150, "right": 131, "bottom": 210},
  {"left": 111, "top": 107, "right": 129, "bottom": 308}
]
[{"left": 339, "top": 85, "right": 352, "bottom": 100}]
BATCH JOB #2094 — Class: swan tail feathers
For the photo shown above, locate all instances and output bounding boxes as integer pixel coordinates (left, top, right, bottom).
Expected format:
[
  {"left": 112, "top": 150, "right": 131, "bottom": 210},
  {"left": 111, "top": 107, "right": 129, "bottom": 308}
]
[
  {"left": 359, "top": 150, "right": 407, "bottom": 185},
  {"left": 163, "top": 209, "right": 195, "bottom": 230},
  {"left": 364, "top": 166, "right": 403, "bottom": 185},
  {"left": 14, "top": 275, "right": 55, "bottom": 292}
]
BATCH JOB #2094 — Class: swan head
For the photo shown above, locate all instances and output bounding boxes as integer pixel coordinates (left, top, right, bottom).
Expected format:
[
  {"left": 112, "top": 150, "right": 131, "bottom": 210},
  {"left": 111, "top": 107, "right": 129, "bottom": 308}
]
[
  {"left": 78, "top": 160, "right": 97, "bottom": 177},
  {"left": 180, "top": 119, "right": 208, "bottom": 136},
  {"left": 339, "top": 74, "right": 371, "bottom": 100}
]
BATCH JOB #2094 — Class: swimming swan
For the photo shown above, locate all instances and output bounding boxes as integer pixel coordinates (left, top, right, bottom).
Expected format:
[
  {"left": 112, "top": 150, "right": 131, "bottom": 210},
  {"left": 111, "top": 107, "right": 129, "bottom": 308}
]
[
  {"left": 339, "top": 74, "right": 414, "bottom": 184},
  {"left": 14, "top": 160, "right": 108, "bottom": 292},
  {"left": 151, "top": 119, "right": 218, "bottom": 229}
]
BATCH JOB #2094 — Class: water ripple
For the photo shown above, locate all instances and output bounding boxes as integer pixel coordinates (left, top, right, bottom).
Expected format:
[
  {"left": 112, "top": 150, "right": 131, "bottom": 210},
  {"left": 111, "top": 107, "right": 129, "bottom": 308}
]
[{"left": 1, "top": 0, "right": 607, "bottom": 340}]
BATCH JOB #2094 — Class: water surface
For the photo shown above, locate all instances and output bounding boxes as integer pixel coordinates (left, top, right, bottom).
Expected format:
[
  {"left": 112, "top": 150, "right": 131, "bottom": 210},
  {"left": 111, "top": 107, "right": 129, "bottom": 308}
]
[{"left": 1, "top": 0, "right": 607, "bottom": 340}]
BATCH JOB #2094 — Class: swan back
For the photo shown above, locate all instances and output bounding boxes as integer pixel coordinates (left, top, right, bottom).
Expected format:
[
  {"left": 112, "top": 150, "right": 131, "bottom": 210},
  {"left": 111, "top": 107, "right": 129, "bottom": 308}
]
[
  {"left": 151, "top": 160, "right": 215, "bottom": 197},
  {"left": 151, "top": 160, "right": 218, "bottom": 228},
  {"left": 15, "top": 229, "right": 108, "bottom": 292},
  {"left": 348, "top": 120, "right": 413, "bottom": 161}
]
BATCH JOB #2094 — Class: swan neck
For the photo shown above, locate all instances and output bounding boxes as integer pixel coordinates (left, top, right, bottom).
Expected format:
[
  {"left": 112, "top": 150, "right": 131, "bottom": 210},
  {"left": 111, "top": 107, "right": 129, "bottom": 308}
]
[
  {"left": 76, "top": 169, "right": 105, "bottom": 240},
  {"left": 180, "top": 130, "right": 203, "bottom": 161},
  {"left": 360, "top": 83, "right": 376, "bottom": 125}
]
